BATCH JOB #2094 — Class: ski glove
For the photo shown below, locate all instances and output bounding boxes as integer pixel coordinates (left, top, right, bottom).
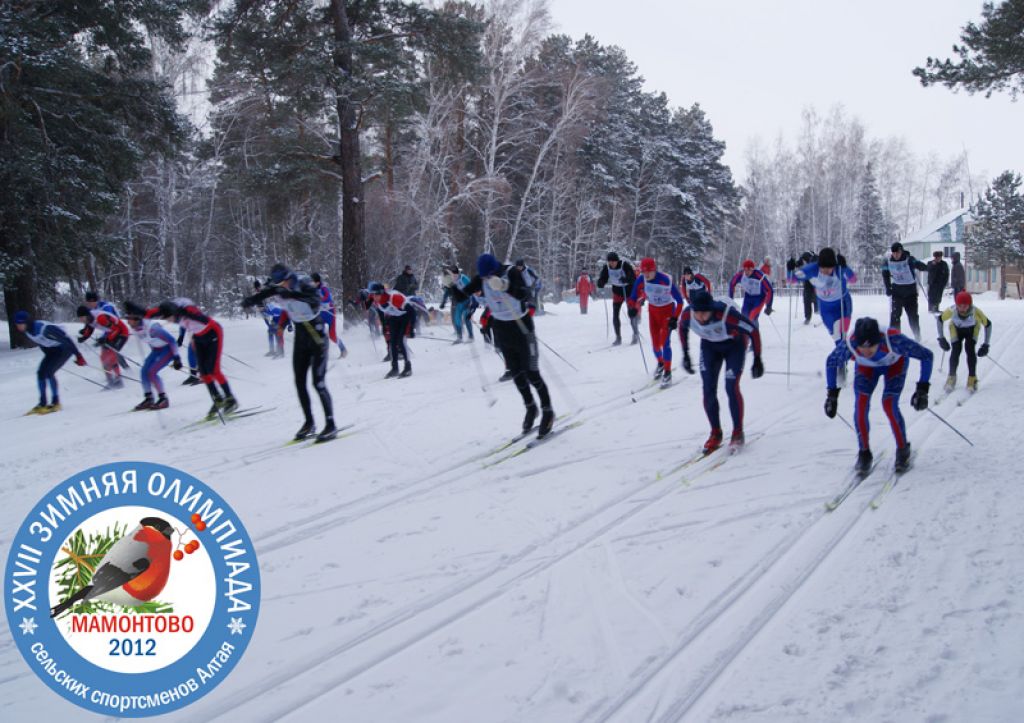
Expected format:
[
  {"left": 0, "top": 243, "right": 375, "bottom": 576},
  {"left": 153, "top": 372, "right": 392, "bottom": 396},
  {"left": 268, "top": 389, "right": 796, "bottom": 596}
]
[
  {"left": 978, "top": 343, "right": 989, "bottom": 357},
  {"left": 77, "top": 333, "right": 88, "bottom": 343},
  {"left": 75, "top": 356, "right": 87, "bottom": 367},
  {"left": 764, "top": 307, "right": 773, "bottom": 316},
  {"left": 627, "top": 306, "right": 638, "bottom": 319},
  {"left": 682, "top": 352, "right": 694, "bottom": 374},
  {"left": 911, "top": 381, "right": 929, "bottom": 411},
  {"left": 172, "top": 356, "right": 183, "bottom": 370},
  {"left": 751, "top": 356, "right": 764, "bottom": 379},
  {"left": 824, "top": 387, "right": 840, "bottom": 418},
  {"left": 937, "top": 337, "right": 950, "bottom": 351},
  {"left": 487, "top": 276, "right": 509, "bottom": 292},
  {"left": 286, "top": 322, "right": 294, "bottom": 332},
  {"left": 786, "top": 258, "right": 796, "bottom": 272},
  {"left": 667, "top": 316, "right": 678, "bottom": 331},
  {"left": 837, "top": 254, "right": 847, "bottom": 268}
]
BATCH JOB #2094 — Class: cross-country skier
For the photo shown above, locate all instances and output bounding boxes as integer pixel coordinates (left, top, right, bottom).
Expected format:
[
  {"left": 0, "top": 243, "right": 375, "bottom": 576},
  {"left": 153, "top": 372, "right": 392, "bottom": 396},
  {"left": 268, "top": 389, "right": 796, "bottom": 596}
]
[
  {"left": 679, "top": 291, "right": 764, "bottom": 453},
  {"left": 628, "top": 257, "right": 683, "bottom": 386},
  {"left": 123, "top": 301, "right": 180, "bottom": 410},
  {"left": 84, "top": 290, "right": 119, "bottom": 317},
  {"left": 680, "top": 267, "right": 712, "bottom": 304},
  {"left": 575, "top": 272, "right": 594, "bottom": 314},
  {"left": 244, "top": 264, "right": 338, "bottom": 441},
  {"left": 824, "top": 317, "right": 933, "bottom": 473},
  {"left": 792, "top": 247, "right": 856, "bottom": 341},
  {"left": 462, "top": 253, "right": 555, "bottom": 438},
  {"left": 149, "top": 299, "right": 237, "bottom": 418},
  {"left": 787, "top": 252, "right": 819, "bottom": 325},
  {"left": 882, "top": 242, "right": 928, "bottom": 341},
  {"left": 440, "top": 265, "right": 475, "bottom": 343},
  {"left": 597, "top": 252, "right": 638, "bottom": 345},
  {"left": 261, "top": 297, "right": 285, "bottom": 358},
  {"left": 937, "top": 290, "right": 992, "bottom": 392},
  {"left": 367, "top": 281, "right": 416, "bottom": 378},
  {"left": 728, "top": 259, "right": 774, "bottom": 322},
  {"left": 13, "top": 310, "right": 87, "bottom": 414},
  {"left": 311, "top": 272, "right": 347, "bottom": 358},
  {"left": 77, "top": 303, "right": 130, "bottom": 389}
]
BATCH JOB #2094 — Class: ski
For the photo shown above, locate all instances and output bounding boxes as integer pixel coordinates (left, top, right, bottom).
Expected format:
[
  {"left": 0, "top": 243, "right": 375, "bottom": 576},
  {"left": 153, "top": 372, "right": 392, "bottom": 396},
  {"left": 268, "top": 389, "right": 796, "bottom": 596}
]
[
  {"left": 180, "top": 406, "right": 268, "bottom": 431},
  {"left": 870, "top": 452, "right": 916, "bottom": 509},
  {"left": 285, "top": 423, "right": 356, "bottom": 448},
  {"left": 483, "top": 420, "right": 585, "bottom": 466},
  {"left": 824, "top": 452, "right": 887, "bottom": 511}
]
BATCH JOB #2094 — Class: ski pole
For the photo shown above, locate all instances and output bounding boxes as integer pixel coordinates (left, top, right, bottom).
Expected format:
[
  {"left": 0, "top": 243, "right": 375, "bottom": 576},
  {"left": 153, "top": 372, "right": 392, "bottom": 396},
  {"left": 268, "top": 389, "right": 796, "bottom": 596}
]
[
  {"left": 637, "top": 331, "right": 649, "bottom": 374},
  {"left": 536, "top": 335, "right": 579, "bottom": 372},
  {"left": 764, "top": 311, "right": 786, "bottom": 345},
  {"left": 603, "top": 295, "right": 609, "bottom": 339},
  {"left": 836, "top": 412, "right": 855, "bottom": 432},
  {"left": 926, "top": 407, "right": 974, "bottom": 446},
  {"left": 939, "top": 350, "right": 945, "bottom": 372},
  {"left": 763, "top": 370, "right": 818, "bottom": 378},
  {"left": 986, "top": 355, "right": 1021, "bottom": 380},
  {"left": 61, "top": 367, "right": 108, "bottom": 389},
  {"left": 787, "top": 290, "right": 793, "bottom": 390},
  {"left": 467, "top": 333, "right": 498, "bottom": 407},
  {"left": 224, "top": 352, "right": 256, "bottom": 370}
]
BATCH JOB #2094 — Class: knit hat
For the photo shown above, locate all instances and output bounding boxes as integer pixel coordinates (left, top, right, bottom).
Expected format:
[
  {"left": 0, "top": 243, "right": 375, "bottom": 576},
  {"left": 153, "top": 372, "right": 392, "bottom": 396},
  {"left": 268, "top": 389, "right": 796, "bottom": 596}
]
[
  {"left": 85, "top": 291, "right": 99, "bottom": 302},
  {"left": 76, "top": 305, "right": 90, "bottom": 319},
  {"left": 742, "top": 259, "right": 756, "bottom": 270},
  {"left": 817, "top": 247, "right": 837, "bottom": 268},
  {"left": 269, "top": 263, "right": 291, "bottom": 284},
  {"left": 891, "top": 242, "right": 903, "bottom": 253},
  {"left": 955, "top": 290, "right": 972, "bottom": 307},
  {"left": 853, "top": 317, "right": 883, "bottom": 347},
  {"left": 13, "top": 310, "right": 29, "bottom": 325},
  {"left": 123, "top": 300, "right": 146, "bottom": 317},
  {"left": 607, "top": 252, "right": 620, "bottom": 262},
  {"left": 639, "top": 257, "right": 657, "bottom": 273},
  {"left": 682, "top": 266, "right": 693, "bottom": 276},
  {"left": 367, "top": 281, "right": 386, "bottom": 295},
  {"left": 476, "top": 253, "right": 501, "bottom": 277},
  {"left": 689, "top": 290, "right": 715, "bottom": 312}
]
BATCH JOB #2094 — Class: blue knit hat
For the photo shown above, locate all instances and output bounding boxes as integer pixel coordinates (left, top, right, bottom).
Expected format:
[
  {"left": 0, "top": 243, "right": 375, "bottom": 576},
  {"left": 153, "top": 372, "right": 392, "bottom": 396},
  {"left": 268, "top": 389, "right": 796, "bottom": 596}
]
[
  {"left": 13, "top": 310, "right": 30, "bottom": 325},
  {"left": 477, "top": 253, "right": 501, "bottom": 277}
]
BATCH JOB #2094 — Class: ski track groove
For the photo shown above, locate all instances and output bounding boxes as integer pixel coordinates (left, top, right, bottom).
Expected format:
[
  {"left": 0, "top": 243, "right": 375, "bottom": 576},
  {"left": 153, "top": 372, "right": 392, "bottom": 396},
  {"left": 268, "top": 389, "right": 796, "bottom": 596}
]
[{"left": 579, "top": 315, "right": 1024, "bottom": 723}]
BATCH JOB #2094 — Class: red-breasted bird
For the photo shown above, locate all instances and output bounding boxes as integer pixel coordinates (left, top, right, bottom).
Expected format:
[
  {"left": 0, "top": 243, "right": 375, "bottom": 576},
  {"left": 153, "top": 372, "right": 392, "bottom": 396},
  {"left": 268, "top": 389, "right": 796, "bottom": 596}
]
[{"left": 50, "top": 517, "right": 174, "bottom": 618}]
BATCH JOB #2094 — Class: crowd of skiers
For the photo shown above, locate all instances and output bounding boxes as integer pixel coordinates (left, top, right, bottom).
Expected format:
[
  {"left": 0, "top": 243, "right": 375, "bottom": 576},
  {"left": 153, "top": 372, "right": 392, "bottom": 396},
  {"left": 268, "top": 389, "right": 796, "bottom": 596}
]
[{"left": 11, "top": 241, "right": 997, "bottom": 472}]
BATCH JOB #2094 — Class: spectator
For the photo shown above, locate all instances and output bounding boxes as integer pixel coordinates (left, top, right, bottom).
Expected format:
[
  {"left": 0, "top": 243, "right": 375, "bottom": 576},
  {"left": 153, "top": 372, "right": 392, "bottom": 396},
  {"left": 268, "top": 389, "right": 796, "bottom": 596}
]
[
  {"left": 951, "top": 251, "right": 966, "bottom": 295},
  {"left": 926, "top": 250, "right": 949, "bottom": 313},
  {"left": 393, "top": 265, "right": 419, "bottom": 295}
]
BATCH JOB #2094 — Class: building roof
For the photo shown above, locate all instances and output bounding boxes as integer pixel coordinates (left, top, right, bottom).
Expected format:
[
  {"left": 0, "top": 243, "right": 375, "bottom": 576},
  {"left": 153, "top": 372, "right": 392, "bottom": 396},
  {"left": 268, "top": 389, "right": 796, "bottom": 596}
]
[{"left": 903, "top": 208, "right": 973, "bottom": 245}]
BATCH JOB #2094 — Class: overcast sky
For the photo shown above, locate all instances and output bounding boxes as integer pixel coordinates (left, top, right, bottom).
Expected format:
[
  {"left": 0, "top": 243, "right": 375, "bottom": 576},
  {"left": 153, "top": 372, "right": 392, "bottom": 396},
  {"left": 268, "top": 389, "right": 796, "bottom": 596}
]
[{"left": 548, "top": 0, "right": 1022, "bottom": 184}]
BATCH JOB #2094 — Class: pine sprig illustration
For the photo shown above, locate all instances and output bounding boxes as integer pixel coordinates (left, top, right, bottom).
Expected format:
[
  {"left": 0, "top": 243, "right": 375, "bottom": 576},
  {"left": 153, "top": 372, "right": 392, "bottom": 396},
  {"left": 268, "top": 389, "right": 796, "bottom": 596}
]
[{"left": 53, "top": 523, "right": 174, "bottom": 615}]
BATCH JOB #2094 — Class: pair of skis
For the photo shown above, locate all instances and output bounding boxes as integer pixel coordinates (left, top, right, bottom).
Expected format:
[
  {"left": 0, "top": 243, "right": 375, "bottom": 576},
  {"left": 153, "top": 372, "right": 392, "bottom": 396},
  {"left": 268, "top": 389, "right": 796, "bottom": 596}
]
[
  {"left": 824, "top": 451, "right": 916, "bottom": 511},
  {"left": 482, "top": 417, "right": 585, "bottom": 468}
]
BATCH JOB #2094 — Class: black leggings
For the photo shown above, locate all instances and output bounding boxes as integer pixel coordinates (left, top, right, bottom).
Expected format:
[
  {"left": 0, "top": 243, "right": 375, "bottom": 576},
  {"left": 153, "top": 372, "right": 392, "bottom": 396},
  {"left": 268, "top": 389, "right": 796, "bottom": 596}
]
[
  {"left": 889, "top": 291, "right": 921, "bottom": 340},
  {"left": 949, "top": 326, "right": 977, "bottom": 377},
  {"left": 385, "top": 313, "right": 412, "bottom": 369},
  {"left": 802, "top": 283, "right": 817, "bottom": 321},
  {"left": 293, "top": 320, "right": 333, "bottom": 424},
  {"left": 492, "top": 316, "right": 551, "bottom": 409}
]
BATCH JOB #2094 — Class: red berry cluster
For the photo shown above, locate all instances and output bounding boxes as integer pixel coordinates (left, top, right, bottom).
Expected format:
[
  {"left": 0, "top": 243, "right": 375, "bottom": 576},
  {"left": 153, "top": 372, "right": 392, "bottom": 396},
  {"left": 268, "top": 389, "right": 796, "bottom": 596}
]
[{"left": 172, "top": 513, "right": 205, "bottom": 561}]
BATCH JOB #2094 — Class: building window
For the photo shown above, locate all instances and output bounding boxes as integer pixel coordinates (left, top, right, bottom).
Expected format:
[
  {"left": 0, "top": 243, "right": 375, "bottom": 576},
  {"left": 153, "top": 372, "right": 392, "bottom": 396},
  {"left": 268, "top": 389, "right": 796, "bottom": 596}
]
[{"left": 944, "top": 246, "right": 955, "bottom": 259}]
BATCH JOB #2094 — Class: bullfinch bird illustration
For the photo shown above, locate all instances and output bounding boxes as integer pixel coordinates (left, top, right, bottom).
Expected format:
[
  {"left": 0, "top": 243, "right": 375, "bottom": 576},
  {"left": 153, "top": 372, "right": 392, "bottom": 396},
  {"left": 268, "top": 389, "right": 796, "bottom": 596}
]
[{"left": 50, "top": 517, "right": 174, "bottom": 618}]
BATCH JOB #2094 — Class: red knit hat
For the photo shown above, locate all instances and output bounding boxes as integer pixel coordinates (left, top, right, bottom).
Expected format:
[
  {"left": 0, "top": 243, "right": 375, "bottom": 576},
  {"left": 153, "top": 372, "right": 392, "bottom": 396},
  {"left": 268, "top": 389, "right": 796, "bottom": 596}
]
[
  {"left": 742, "top": 259, "right": 756, "bottom": 270},
  {"left": 639, "top": 257, "right": 657, "bottom": 273},
  {"left": 955, "top": 291, "right": 972, "bottom": 307}
]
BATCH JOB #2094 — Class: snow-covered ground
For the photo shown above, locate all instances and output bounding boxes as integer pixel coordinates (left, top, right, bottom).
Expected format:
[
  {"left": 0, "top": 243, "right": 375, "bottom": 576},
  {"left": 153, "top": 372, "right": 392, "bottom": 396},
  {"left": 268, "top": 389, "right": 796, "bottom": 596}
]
[{"left": 2, "top": 292, "right": 1023, "bottom": 722}]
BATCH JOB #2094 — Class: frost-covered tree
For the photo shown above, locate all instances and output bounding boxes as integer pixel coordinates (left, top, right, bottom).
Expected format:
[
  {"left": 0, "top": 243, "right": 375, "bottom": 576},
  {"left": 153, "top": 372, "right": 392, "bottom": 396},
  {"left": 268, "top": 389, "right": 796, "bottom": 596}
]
[
  {"left": 853, "top": 163, "right": 892, "bottom": 282},
  {"left": 968, "top": 170, "right": 1024, "bottom": 297}
]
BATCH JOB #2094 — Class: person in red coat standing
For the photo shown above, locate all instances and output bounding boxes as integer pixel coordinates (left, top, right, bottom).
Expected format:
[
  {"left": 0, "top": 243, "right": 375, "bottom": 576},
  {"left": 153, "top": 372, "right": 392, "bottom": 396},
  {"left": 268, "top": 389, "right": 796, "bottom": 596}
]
[{"left": 576, "top": 273, "right": 595, "bottom": 314}]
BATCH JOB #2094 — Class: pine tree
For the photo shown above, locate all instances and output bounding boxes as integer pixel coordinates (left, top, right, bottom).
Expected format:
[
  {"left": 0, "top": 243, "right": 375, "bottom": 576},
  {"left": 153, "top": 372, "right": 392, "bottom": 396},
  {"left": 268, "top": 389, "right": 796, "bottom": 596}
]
[
  {"left": 854, "top": 163, "right": 892, "bottom": 283},
  {"left": 913, "top": 0, "right": 1024, "bottom": 99},
  {"left": 968, "top": 170, "right": 1024, "bottom": 298},
  {"left": 1, "top": 0, "right": 200, "bottom": 346}
]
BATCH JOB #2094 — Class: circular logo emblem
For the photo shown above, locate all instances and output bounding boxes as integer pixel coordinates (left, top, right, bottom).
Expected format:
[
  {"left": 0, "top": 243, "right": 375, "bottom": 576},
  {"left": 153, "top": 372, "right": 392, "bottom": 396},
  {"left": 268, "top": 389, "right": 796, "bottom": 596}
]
[{"left": 4, "top": 462, "right": 260, "bottom": 716}]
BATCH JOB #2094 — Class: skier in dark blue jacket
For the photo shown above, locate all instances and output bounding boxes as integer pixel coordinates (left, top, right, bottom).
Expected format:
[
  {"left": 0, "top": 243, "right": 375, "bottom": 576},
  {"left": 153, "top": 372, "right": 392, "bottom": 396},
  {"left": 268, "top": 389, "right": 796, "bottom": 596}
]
[{"left": 13, "top": 310, "right": 87, "bottom": 414}]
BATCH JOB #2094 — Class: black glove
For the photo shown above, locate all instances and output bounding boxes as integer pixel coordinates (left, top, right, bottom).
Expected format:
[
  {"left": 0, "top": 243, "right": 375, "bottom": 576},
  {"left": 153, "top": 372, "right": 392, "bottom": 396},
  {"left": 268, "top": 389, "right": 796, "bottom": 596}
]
[
  {"left": 627, "top": 306, "right": 638, "bottom": 319},
  {"left": 77, "top": 333, "right": 87, "bottom": 344},
  {"left": 884, "top": 287, "right": 892, "bottom": 297},
  {"left": 937, "top": 337, "right": 950, "bottom": 351},
  {"left": 751, "top": 356, "right": 764, "bottom": 379},
  {"left": 764, "top": 307, "right": 773, "bottom": 316},
  {"left": 837, "top": 254, "right": 847, "bottom": 268},
  {"left": 911, "top": 381, "right": 929, "bottom": 411},
  {"left": 824, "top": 387, "right": 840, "bottom": 418},
  {"left": 978, "top": 343, "right": 989, "bottom": 357},
  {"left": 286, "top": 322, "right": 294, "bottom": 332},
  {"left": 242, "top": 295, "right": 255, "bottom": 309},
  {"left": 682, "top": 352, "right": 694, "bottom": 374},
  {"left": 439, "top": 300, "right": 446, "bottom": 309},
  {"left": 172, "top": 356, "right": 183, "bottom": 370},
  {"left": 786, "top": 258, "right": 796, "bottom": 272},
  {"left": 94, "top": 338, "right": 106, "bottom": 348},
  {"left": 667, "top": 316, "right": 678, "bottom": 331}
]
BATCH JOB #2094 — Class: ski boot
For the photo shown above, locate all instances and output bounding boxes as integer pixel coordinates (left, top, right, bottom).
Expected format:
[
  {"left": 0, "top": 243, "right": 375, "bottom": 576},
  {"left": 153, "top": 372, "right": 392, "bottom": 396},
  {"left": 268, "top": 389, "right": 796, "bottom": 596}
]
[
  {"left": 338, "top": 344, "right": 348, "bottom": 359},
  {"left": 522, "top": 403, "right": 538, "bottom": 433},
  {"left": 452, "top": 338, "right": 463, "bottom": 345},
  {"left": 316, "top": 420, "right": 337, "bottom": 443},
  {"left": 855, "top": 449, "right": 873, "bottom": 475},
  {"left": 895, "top": 443, "right": 913, "bottom": 473},
  {"left": 729, "top": 430, "right": 745, "bottom": 451},
  {"left": 221, "top": 395, "right": 238, "bottom": 414},
  {"left": 294, "top": 420, "right": 315, "bottom": 441},
  {"left": 183, "top": 373, "right": 201, "bottom": 386},
  {"left": 703, "top": 428, "right": 723, "bottom": 455},
  {"left": 538, "top": 407, "right": 555, "bottom": 439},
  {"left": 399, "top": 362, "right": 412, "bottom": 378},
  {"left": 385, "top": 367, "right": 399, "bottom": 379},
  {"left": 803, "top": 318, "right": 811, "bottom": 325},
  {"left": 26, "top": 403, "right": 47, "bottom": 415},
  {"left": 264, "top": 350, "right": 276, "bottom": 357},
  {"left": 382, "top": 353, "right": 391, "bottom": 363},
  {"left": 966, "top": 376, "right": 978, "bottom": 392},
  {"left": 944, "top": 374, "right": 956, "bottom": 393},
  {"left": 498, "top": 370, "right": 514, "bottom": 383},
  {"left": 660, "top": 368, "right": 672, "bottom": 388},
  {"left": 206, "top": 398, "right": 224, "bottom": 420},
  {"left": 40, "top": 402, "right": 62, "bottom": 414},
  {"left": 612, "top": 335, "right": 622, "bottom": 347},
  {"left": 152, "top": 394, "right": 169, "bottom": 410},
  {"left": 653, "top": 363, "right": 664, "bottom": 381},
  {"left": 134, "top": 394, "right": 155, "bottom": 411},
  {"left": 630, "top": 334, "right": 640, "bottom": 345}
]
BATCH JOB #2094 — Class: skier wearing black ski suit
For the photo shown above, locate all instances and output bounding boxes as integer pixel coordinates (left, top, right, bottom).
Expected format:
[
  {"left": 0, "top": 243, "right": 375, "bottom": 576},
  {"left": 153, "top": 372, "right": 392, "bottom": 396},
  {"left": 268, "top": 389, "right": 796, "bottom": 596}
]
[
  {"left": 244, "top": 263, "right": 337, "bottom": 441},
  {"left": 463, "top": 253, "right": 555, "bottom": 438},
  {"left": 597, "top": 252, "right": 638, "bottom": 345}
]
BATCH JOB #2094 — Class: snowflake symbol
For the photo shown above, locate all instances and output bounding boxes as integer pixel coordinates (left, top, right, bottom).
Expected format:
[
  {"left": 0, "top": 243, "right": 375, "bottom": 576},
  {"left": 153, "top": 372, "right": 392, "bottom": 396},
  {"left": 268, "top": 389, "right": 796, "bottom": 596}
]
[
  {"left": 20, "top": 618, "right": 38, "bottom": 635},
  {"left": 227, "top": 617, "right": 247, "bottom": 635}
]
